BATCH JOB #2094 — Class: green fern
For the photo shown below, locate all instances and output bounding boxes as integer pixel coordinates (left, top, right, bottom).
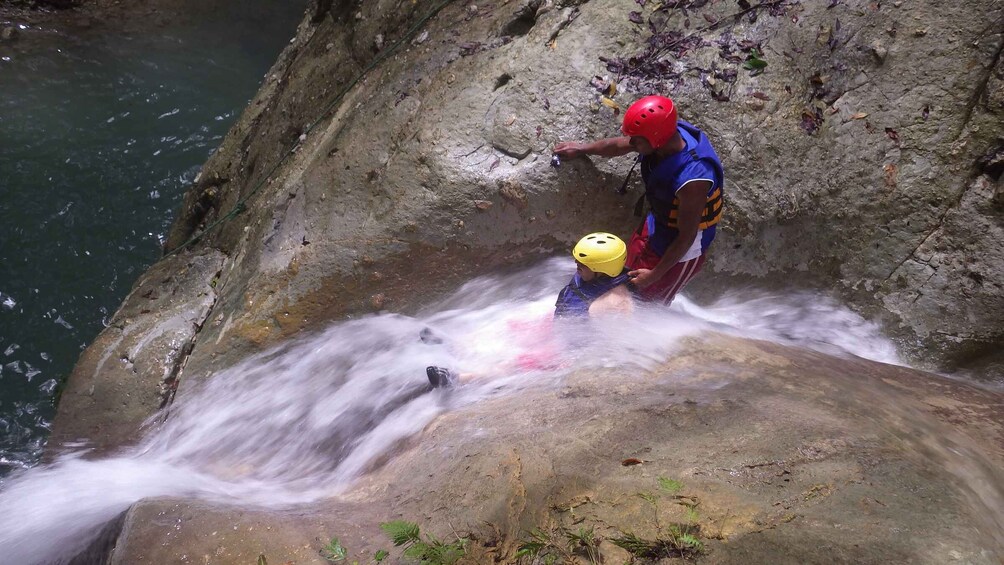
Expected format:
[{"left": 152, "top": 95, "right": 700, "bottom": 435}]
[
  {"left": 381, "top": 520, "right": 422, "bottom": 546},
  {"left": 678, "top": 533, "right": 704, "bottom": 551},
  {"left": 685, "top": 506, "right": 700, "bottom": 523},
  {"left": 657, "top": 477, "right": 683, "bottom": 494},
  {"left": 636, "top": 492, "right": 657, "bottom": 504}
]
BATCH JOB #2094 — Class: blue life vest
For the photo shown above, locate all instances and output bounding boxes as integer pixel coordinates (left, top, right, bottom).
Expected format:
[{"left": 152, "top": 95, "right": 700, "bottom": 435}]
[
  {"left": 638, "top": 120, "right": 724, "bottom": 254},
  {"left": 554, "top": 271, "right": 631, "bottom": 318}
]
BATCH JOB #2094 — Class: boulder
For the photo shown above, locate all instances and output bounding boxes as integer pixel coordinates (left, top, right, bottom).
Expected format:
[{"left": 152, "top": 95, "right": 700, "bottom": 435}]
[{"left": 47, "top": 250, "right": 224, "bottom": 456}]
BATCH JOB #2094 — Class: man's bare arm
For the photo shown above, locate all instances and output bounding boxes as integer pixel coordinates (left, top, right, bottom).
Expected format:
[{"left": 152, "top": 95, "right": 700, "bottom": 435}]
[
  {"left": 553, "top": 137, "right": 634, "bottom": 159},
  {"left": 628, "top": 181, "right": 709, "bottom": 288}
]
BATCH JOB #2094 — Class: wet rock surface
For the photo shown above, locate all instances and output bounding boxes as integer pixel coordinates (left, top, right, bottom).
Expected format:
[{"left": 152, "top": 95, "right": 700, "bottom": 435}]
[
  {"left": 108, "top": 337, "right": 1004, "bottom": 564},
  {"left": 46, "top": 250, "right": 223, "bottom": 456}
]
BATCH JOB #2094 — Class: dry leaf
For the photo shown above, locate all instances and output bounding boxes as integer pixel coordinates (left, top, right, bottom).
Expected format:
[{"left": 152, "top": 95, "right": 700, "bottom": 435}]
[
  {"left": 621, "top": 458, "right": 645, "bottom": 466},
  {"left": 600, "top": 96, "right": 621, "bottom": 111},
  {"left": 851, "top": 112, "right": 869, "bottom": 120},
  {"left": 751, "top": 91, "right": 771, "bottom": 101},
  {"left": 883, "top": 163, "right": 897, "bottom": 188},
  {"left": 884, "top": 127, "right": 899, "bottom": 142}
]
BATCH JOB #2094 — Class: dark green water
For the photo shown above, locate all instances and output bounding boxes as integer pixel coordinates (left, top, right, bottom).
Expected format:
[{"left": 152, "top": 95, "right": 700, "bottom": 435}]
[{"left": 0, "top": 2, "right": 306, "bottom": 474}]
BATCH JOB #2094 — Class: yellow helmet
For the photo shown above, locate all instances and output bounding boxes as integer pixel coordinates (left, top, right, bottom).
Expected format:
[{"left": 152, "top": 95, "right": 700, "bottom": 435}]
[{"left": 572, "top": 232, "right": 627, "bottom": 277}]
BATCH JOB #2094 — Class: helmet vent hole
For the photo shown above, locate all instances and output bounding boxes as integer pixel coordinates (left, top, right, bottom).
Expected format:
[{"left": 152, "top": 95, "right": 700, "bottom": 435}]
[{"left": 578, "top": 253, "right": 587, "bottom": 257}]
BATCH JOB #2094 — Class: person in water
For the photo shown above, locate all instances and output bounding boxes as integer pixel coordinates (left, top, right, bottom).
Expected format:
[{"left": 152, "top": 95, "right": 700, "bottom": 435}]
[
  {"left": 553, "top": 95, "right": 724, "bottom": 306},
  {"left": 426, "top": 232, "right": 633, "bottom": 388}
]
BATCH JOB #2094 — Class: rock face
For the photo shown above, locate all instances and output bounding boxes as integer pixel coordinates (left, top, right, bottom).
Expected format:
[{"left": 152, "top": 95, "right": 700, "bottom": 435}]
[
  {"left": 158, "top": 0, "right": 1002, "bottom": 381},
  {"left": 107, "top": 337, "right": 1004, "bottom": 564}
]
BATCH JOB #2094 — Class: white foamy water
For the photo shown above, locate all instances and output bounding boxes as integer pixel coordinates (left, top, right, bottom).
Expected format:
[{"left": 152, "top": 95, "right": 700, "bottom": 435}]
[{"left": 0, "top": 258, "right": 931, "bottom": 564}]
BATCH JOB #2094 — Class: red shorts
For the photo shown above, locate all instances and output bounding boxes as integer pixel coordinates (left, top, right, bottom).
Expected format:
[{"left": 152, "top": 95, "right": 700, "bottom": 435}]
[{"left": 626, "top": 222, "right": 706, "bottom": 305}]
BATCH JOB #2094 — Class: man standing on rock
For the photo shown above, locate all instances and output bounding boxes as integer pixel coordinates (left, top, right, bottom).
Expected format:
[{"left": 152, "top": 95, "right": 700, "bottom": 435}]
[{"left": 553, "top": 95, "right": 724, "bottom": 305}]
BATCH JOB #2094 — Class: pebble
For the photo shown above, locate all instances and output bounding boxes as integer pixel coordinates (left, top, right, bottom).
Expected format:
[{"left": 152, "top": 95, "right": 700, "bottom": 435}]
[
  {"left": 870, "top": 40, "right": 888, "bottom": 63},
  {"left": 0, "top": 26, "right": 18, "bottom": 42}
]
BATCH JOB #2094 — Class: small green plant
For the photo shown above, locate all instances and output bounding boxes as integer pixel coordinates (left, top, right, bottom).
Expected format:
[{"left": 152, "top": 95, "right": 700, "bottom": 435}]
[
  {"left": 611, "top": 524, "right": 704, "bottom": 560},
  {"left": 516, "top": 525, "right": 604, "bottom": 565},
  {"left": 380, "top": 520, "right": 469, "bottom": 565},
  {"left": 685, "top": 506, "right": 700, "bottom": 524},
  {"left": 317, "top": 534, "right": 393, "bottom": 564},
  {"left": 743, "top": 48, "right": 768, "bottom": 75},
  {"left": 321, "top": 537, "right": 348, "bottom": 562},
  {"left": 565, "top": 526, "right": 600, "bottom": 563},
  {"left": 636, "top": 491, "right": 657, "bottom": 504},
  {"left": 657, "top": 476, "right": 683, "bottom": 494}
]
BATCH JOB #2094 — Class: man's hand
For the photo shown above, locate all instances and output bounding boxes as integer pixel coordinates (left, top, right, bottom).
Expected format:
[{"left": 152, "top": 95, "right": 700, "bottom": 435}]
[
  {"left": 553, "top": 141, "right": 586, "bottom": 159},
  {"left": 628, "top": 268, "right": 660, "bottom": 289}
]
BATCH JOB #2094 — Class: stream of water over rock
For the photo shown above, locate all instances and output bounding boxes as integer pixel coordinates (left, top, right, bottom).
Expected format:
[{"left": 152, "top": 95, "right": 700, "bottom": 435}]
[{"left": 2, "top": 258, "right": 1001, "bottom": 564}]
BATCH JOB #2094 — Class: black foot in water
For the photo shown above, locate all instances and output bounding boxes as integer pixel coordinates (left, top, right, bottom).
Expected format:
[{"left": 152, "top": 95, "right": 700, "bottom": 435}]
[
  {"left": 427, "top": 366, "right": 459, "bottom": 389},
  {"left": 419, "top": 327, "right": 444, "bottom": 345}
]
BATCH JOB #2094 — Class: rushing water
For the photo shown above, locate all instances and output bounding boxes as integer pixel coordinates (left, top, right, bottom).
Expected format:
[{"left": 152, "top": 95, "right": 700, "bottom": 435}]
[
  {"left": 0, "top": 2, "right": 306, "bottom": 473},
  {"left": 5, "top": 257, "right": 988, "bottom": 565}
]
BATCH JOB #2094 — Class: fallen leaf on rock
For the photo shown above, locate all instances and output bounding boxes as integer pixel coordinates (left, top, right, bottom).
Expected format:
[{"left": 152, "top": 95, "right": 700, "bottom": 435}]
[
  {"left": 536, "top": 125, "right": 543, "bottom": 138},
  {"left": 809, "top": 73, "right": 828, "bottom": 86},
  {"left": 883, "top": 163, "right": 898, "bottom": 188},
  {"left": 628, "top": 11, "right": 644, "bottom": 24},
  {"left": 885, "top": 127, "right": 899, "bottom": 142},
  {"left": 851, "top": 112, "right": 869, "bottom": 120},
  {"left": 622, "top": 458, "right": 645, "bottom": 466},
  {"left": 703, "top": 13, "right": 717, "bottom": 24},
  {"left": 922, "top": 105, "right": 930, "bottom": 120},
  {"left": 505, "top": 114, "right": 517, "bottom": 126},
  {"left": 751, "top": 91, "right": 771, "bottom": 100},
  {"left": 600, "top": 96, "right": 621, "bottom": 111},
  {"left": 489, "top": 157, "right": 501, "bottom": 171},
  {"left": 801, "top": 109, "right": 823, "bottom": 134},
  {"left": 473, "top": 200, "right": 493, "bottom": 210}
]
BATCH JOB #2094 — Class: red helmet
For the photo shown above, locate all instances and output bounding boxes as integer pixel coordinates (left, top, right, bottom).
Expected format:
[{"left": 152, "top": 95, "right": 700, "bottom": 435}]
[{"left": 621, "top": 95, "right": 678, "bottom": 149}]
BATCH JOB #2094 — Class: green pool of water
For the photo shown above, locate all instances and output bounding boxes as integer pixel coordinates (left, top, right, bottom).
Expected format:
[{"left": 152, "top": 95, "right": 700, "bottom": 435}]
[{"left": 0, "top": 2, "right": 306, "bottom": 474}]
